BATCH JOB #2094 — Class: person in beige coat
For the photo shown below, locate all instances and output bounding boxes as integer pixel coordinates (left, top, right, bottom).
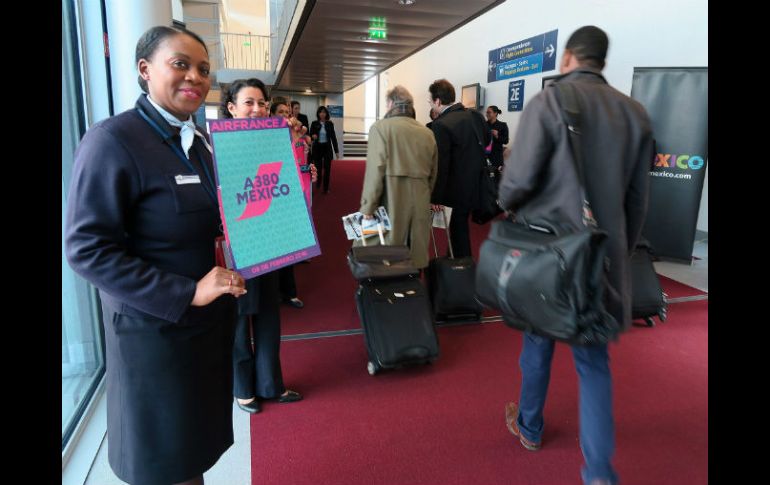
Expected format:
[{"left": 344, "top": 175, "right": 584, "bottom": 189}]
[{"left": 357, "top": 85, "right": 438, "bottom": 269}]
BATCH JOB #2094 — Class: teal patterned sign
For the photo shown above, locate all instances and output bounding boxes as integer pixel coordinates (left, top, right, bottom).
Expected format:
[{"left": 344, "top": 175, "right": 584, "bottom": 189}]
[{"left": 209, "top": 117, "right": 321, "bottom": 278}]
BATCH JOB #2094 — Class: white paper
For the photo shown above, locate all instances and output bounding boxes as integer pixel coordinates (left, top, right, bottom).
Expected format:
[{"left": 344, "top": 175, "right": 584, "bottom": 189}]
[
  {"left": 342, "top": 206, "right": 392, "bottom": 241},
  {"left": 432, "top": 207, "right": 452, "bottom": 229}
]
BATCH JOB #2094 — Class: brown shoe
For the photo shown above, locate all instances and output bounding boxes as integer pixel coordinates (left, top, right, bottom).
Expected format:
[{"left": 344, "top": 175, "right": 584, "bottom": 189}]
[{"left": 505, "top": 402, "right": 541, "bottom": 451}]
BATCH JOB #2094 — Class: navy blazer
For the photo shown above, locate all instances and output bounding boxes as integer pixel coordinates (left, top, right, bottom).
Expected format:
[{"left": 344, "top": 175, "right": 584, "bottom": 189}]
[
  {"left": 309, "top": 119, "right": 339, "bottom": 154},
  {"left": 65, "top": 94, "right": 232, "bottom": 324}
]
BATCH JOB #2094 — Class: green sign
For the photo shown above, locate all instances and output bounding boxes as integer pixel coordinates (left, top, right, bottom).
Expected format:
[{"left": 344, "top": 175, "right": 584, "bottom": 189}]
[{"left": 368, "top": 16, "right": 387, "bottom": 40}]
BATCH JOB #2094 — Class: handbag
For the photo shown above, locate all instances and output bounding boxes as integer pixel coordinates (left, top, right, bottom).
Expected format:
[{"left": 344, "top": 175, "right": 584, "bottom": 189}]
[
  {"left": 471, "top": 158, "right": 503, "bottom": 224},
  {"left": 347, "top": 218, "right": 420, "bottom": 281},
  {"left": 474, "top": 81, "right": 619, "bottom": 345}
]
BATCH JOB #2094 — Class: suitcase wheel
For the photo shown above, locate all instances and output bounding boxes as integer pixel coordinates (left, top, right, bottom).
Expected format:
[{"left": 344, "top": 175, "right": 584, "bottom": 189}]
[
  {"left": 644, "top": 317, "right": 655, "bottom": 327},
  {"left": 367, "top": 361, "right": 380, "bottom": 376},
  {"left": 658, "top": 308, "right": 667, "bottom": 322}
]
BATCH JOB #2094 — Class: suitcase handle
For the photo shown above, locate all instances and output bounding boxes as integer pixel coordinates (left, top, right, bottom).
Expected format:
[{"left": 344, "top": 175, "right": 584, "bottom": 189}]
[{"left": 430, "top": 208, "right": 455, "bottom": 259}]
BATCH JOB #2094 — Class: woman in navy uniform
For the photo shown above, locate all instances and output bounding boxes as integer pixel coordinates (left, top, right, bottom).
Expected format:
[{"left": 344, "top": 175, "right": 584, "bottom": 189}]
[
  {"left": 220, "top": 79, "right": 304, "bottom": 415},
  {"left": 65, "top": 26, "right": 247, "bottom": 485}
]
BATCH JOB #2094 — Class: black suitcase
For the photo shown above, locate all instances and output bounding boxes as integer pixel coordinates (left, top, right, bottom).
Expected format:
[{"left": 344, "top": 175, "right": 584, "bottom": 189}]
[
  {"left": 630, "top": 240, "right": 667, "bottom": 327},
  {"left": 426, "top": 210, "right": 482, "bottom": 321},
  {"left": 355, "top": 275, "right": 439, "bottom": 375}
]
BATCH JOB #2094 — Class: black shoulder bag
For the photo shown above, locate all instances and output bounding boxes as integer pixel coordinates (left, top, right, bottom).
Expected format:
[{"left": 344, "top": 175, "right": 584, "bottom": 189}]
[{"left": 474, "top": 82, "right": 620, "bottom": 345}]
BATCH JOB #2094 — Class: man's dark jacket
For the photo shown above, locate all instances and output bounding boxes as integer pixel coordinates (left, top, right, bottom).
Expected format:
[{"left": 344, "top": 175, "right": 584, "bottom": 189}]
[
  {"left": 430, "top": 103, "right": 491, "bottom": 209},
  {"left": 498, "top": 68, "right": 654, "bottom": 331}
]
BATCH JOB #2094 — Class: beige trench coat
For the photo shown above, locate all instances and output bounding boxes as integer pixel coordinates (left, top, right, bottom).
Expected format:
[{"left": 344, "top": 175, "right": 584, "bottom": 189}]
[{"left": 356, "top": 115, "right": 438, "bottom": 269}]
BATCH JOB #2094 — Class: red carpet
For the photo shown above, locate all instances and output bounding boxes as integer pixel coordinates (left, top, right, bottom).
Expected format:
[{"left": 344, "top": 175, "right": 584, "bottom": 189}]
[
  {"left": 659, "top": 275, "right": 706, "bottom": 298},
  {"left": 254, "top": 299, "right": 707, "bottom": 485}
]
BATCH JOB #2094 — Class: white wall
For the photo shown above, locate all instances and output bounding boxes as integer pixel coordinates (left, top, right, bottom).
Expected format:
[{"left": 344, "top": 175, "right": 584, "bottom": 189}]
[
  {"left": 343, "top": 82, "right": 367, "bottom": 134},
  {"left": 379, "top": 0, "right": 708, "bottom": 232}
]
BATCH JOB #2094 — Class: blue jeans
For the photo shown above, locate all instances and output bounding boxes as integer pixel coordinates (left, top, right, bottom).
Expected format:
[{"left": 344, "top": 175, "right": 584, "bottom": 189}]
[{"left": 516, "top": 333, "right": 619, "bottom": 485}]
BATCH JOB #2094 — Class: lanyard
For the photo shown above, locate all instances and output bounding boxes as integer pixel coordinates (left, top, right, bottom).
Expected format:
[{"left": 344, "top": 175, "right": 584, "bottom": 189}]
[{"left": 136, "top": 106, "right": 218, "bottom": 204}]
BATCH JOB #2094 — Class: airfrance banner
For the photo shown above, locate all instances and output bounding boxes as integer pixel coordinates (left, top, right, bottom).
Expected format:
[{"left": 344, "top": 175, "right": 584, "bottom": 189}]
[
  {"left": 488, "top": 30, "right": 558, "bottom": 83},
  {"left": 631, "top": 67, "right": 708, "bottom": 261},
  {"left": 209, "top": 117, "right": 321, "bottom": 278}
]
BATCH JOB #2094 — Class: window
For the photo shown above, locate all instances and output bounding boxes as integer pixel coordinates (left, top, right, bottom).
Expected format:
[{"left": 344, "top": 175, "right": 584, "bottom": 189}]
[{"left": 61, "top": 0, "right": 106, "bottom": 451}]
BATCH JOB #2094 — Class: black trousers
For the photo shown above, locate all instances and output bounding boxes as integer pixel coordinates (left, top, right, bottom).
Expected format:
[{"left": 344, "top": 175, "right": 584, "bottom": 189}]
[
  {"left": 232, "top": 282, "right": 284, "bottom": 400},
  {"left": 279, "top": 264, "right": 297, "bottom": 300},
  {"left": 448, "top": 207, "right": 472, "bottom": 259},
  {"left": 314, "top": 142, "right": 334, "bottom": 192}
]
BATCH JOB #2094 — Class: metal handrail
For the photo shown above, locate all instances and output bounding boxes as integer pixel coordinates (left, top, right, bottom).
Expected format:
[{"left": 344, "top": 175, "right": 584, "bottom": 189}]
[{"left": 221, "top": 32, "right": 270, "bottom": 70}]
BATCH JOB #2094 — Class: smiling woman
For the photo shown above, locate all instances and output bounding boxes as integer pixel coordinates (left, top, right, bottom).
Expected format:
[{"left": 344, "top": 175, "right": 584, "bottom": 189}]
[{"left": 64, "top": 25, "right": 246, "bottom": 485}]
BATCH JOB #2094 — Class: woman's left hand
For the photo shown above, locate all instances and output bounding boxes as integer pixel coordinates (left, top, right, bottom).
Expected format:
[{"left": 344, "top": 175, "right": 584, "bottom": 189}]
[{"left": 310, "top": 163, "right": 318, "bottom": 182}]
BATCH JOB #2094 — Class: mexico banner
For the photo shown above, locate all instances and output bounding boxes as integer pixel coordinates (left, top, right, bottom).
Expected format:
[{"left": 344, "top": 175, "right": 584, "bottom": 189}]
[
  {"left": 209, "top": 117, "right": 321, "bottom": 278},
  {"left": 631, "top": 67, "right": 708, "bottom": 261}
]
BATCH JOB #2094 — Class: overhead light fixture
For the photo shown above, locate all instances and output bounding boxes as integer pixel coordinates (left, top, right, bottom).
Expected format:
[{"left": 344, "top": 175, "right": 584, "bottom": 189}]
[
  {"left": 398, "top": 0, "right": 416, "bottom": 5},
  {"left": 305, "top": 89, "right": 312, "bottom": 93}
]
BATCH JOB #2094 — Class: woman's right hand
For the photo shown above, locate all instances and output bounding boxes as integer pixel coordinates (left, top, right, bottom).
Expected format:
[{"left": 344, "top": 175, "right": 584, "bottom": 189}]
[{"left": 191, "top": 267, "right": 247, "bottom": 306}]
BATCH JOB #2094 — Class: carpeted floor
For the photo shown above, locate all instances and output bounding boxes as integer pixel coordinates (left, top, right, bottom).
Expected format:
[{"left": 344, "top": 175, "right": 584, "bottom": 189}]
[
  {"left": 262, "top": 159, "right": 707, "bottom": 484},
  {"left": 254, "top": 299, "right": 707, "bottom": 485}
]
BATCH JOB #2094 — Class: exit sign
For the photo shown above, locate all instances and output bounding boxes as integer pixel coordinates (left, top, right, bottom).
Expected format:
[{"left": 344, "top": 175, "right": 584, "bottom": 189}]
[{"left": 369, "top": 16, "right": 387, "bottom": 40}]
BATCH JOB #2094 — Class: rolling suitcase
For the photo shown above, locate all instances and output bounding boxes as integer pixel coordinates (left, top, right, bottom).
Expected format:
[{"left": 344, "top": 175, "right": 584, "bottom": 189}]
[
  {"left": 426, "top": 210, "right": 482, "bottom": 321},
  {"left": 631, "top": 239, "right": 668, "bottom": 327},
  {"left": 355, "top": 275, "right": 439, "bottom": 375}
]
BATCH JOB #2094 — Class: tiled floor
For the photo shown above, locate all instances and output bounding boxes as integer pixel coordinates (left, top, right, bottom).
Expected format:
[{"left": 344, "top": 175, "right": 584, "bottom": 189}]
[{"left": 84, "top": 237, "right": 708, "bottom": 485}]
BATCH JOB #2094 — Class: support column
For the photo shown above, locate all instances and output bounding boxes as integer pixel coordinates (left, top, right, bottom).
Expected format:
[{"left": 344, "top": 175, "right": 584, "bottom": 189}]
[{"left": 104, "top": 0, "right": 172, "bottom": 113}]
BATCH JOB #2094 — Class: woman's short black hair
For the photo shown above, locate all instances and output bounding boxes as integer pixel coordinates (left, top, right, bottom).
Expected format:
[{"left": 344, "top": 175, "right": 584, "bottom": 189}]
[
  {"left": 220, "top": 78, "right": 269, "bottom": 118},
  {"left": 316, "top": 106, "right": 330, "bottom": 120},
  {"left": 135, "top": 25, "right": 208, "bottom": 93},
  {"left": 488, "top": 105, "right": 502, "bottom": 115}
]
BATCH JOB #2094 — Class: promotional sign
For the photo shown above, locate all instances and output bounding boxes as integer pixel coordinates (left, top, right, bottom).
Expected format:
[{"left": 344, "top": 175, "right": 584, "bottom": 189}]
[
  {"left": 209, "top": 117, "right": 321, "bottom": 278},
  {"left": 488, "top": 30, "right": 558, "bottom": 83},
  {"left": 327, "top": 105, "right": 344, "bottom": 118},
  {"left": 508, "top": 80, "right": 525, "bottom": 111},
  {"left": 630, "top": 67, "right": 708, "bottom": 261}
]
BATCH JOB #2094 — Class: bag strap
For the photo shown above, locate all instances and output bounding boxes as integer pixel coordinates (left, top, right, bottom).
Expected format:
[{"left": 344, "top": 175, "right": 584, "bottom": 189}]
[{"left": 553, "top": 82, "right": 597, "bottom": 228}]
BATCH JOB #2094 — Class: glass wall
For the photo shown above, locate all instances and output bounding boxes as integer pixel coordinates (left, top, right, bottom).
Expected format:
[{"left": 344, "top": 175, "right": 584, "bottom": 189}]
[{"left": 61, "top": 0, "right": 106, "bottom": 450}]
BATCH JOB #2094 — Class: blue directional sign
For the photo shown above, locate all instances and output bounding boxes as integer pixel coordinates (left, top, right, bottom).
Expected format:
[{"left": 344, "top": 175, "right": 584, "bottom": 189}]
[
  {"left": 488, "top": 29, "right": 558, "bottom": 83},
  {"left": 508, "top": 80, "right": 525, "bottom": 112}
]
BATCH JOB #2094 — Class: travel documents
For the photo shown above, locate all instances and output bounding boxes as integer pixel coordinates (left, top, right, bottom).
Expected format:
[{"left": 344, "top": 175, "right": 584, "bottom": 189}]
[{"left": 342, "top": 206, "right": 392, "bottom": 241}]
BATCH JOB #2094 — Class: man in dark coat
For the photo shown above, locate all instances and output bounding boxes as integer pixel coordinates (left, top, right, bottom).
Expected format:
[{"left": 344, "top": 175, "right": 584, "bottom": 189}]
[
  {"left": 498, "top": 26, "right": 654, "bottom": 485},
  {"left": 428, "top": 79, "right": 491, "bottom": 258},
  {"left": 291, "top": 100, "right": 310, "bottom": 131}
]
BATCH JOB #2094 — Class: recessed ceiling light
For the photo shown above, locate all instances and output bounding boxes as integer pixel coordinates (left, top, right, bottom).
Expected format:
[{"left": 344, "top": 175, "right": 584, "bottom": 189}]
[
  {"left": 305, "top": 89, "right": 312, "bottom": 93},
  {"left": 398, "top": 0, "right": 416, "bottom": 5}
]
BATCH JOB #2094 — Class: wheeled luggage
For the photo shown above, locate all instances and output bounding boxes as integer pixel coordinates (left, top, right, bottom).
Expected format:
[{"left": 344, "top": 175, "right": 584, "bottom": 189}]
[
  {"left": 425, "top": 210, "right": 482, "bottom": 321},
  {"left": 355, "top": 275, "right": 439, "bottom": 375},
  {"left": 630, "top": 239, "right": 667, "bottom": 327}
]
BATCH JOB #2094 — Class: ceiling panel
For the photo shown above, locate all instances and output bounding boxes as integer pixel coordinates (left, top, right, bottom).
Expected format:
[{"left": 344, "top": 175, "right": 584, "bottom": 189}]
[{"left": 275, "top": 0, "right": 504, "bottom": 93}]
